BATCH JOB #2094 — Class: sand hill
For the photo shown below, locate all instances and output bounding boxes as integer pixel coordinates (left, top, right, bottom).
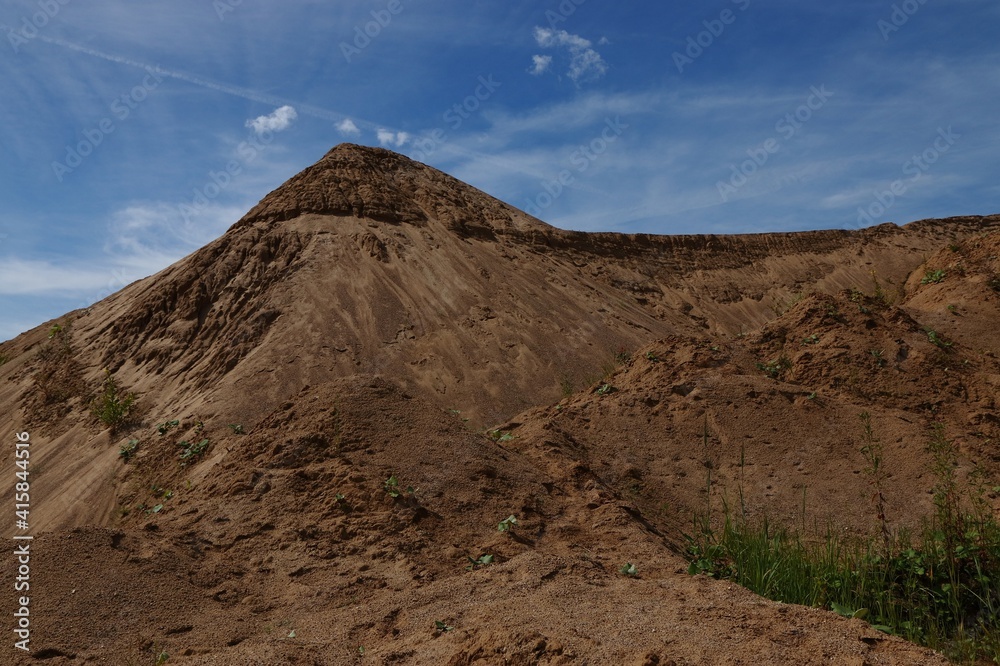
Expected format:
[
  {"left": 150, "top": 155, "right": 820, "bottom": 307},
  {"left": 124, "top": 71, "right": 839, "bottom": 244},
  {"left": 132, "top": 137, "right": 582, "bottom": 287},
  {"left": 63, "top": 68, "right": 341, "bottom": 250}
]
[{"left": 1, "top": 144, "right": 998, "bottom": 664}]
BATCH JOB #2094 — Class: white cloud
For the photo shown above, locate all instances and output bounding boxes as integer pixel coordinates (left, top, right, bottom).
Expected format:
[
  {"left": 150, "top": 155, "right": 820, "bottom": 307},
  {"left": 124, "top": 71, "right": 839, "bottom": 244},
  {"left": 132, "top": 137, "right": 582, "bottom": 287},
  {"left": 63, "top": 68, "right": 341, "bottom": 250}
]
[
  {"left": 529, "top": 55, "right": 552, "bottom": 76},
  {"left": 376, "top": 129, "right": 410, "bottom": 147},
  {"left": 532, "top": 27, "right": 608, "bottom": 83},
  {"left": 245, "top": 105, "right": 298, "bottom": 135},
  {"left": 336, "top": 118, "right": 361, "bottom": 136}
]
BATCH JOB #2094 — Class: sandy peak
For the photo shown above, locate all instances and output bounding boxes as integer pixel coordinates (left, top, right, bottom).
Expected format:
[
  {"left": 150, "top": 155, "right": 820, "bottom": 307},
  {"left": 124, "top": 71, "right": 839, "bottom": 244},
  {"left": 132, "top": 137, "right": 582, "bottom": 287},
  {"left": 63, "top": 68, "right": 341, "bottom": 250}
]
[{"left": 234, "top": 143, "right": 551, "bottom": 237}]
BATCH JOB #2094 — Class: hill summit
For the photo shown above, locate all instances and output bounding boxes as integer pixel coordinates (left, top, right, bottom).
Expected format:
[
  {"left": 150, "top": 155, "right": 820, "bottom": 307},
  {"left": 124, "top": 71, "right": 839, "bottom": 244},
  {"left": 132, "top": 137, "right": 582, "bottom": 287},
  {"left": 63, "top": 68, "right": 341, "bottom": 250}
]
[{"left": 234, "top": 143, "right": 553, "bottom": 238}]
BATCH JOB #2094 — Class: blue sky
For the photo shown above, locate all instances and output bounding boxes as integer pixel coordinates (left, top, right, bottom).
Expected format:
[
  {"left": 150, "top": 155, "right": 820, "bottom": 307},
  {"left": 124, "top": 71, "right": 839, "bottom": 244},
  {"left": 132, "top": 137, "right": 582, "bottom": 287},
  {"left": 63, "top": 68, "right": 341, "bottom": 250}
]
[{"left": 1, "top": 1, "right": 998, "bottom": 341}]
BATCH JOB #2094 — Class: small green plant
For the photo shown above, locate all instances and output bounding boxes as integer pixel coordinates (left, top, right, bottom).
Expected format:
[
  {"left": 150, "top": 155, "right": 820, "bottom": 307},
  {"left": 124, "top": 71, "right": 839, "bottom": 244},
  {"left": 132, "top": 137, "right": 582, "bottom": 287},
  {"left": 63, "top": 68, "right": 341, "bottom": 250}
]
[
  {"left": 178, "top": 438, "right": 209, "bottom": 464},
  {"left": 947, "top": 243, "right": 961, "bottom": 253},
  {"left": 486, "top": 429, "right": 514, "bottom": 442},
  {"left": 227, "top": 423, "right": 244, "bottom": 435},
  {"left": 91, "top": 369, "right": 137, "bottom": 431},
  {"left": 946, "top": 304, "right": 957, "bottom": 313},
  {"left": 802, "top": 334, "right": 819, "bottom": 345},
  {"left": 614, "top": 346, "right": 632, "bottom": 364},
  {"left": 921, "top": 268, "right": 947, "bottom": 285},
  {"left": 596, "top": 383, "right": 616, "bottom": 396},
  {"left": 619, "top": 562, "right": 638, "bottom": 577},
  {"left": 497, "top": 515, "right": 518, "bottom": 533},
  {"left": 154, "top": 647, "right": 169, "bottom": 665},
  {"left": 466, "top": 554, "right": 494, "bottom": 571},
  {"left": 384, "top": 475, "right": 414, "bottom": 499},
  {"left": 924, "top": 328, "right": 953, "bottom": 349},
  {"left": 48, "top": 323, "right": 63, "bottom": 339},
  {"left": 157, "top": 420, "right": 179, "bottom": 435},
  {"left": 869, "top": 349, "right": 886, "bottom": 368},
  {"left": 119, "top": 439, "right": 139, "bottom": 463},
  {"left": 0, "top": 353, "right": 8, "bottom": 366},
  {"left": 756, "top": 355, "right": 792, "bottom": 379},
  {"left": 644, "top": 350, "right": 660, "bottom": 362},
  {"left": 434, "top": 620, "right": 454, "bottom": 633}
]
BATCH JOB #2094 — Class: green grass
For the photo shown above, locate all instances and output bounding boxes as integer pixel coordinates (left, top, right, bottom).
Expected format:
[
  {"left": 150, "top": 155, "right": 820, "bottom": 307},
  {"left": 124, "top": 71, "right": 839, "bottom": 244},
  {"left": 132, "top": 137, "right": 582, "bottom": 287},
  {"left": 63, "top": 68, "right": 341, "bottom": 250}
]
[
  {"left": 922, "top": 269, "right": 948, "bottom": 285},
  {"left": 685, "top": 422, "right": 1000, "bottom": 663}
]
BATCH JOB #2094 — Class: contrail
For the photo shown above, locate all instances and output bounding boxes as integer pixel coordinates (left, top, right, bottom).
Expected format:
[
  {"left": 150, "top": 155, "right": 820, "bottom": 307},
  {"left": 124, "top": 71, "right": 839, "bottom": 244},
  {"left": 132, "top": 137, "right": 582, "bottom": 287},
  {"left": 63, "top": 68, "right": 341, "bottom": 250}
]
[
  {"left": 30, "top": 33, "right": 362, "bottom": 127},
  {"left": 20, "top": 32, "right": 544, "bottom": 184}
]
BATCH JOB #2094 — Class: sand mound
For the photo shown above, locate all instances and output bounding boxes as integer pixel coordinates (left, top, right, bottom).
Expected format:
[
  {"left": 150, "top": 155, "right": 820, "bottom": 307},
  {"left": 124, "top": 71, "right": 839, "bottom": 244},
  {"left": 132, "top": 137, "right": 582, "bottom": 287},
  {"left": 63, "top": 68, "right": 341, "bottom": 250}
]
[{"left": 0, "top": 145, "right": 997, "bottom": 663}]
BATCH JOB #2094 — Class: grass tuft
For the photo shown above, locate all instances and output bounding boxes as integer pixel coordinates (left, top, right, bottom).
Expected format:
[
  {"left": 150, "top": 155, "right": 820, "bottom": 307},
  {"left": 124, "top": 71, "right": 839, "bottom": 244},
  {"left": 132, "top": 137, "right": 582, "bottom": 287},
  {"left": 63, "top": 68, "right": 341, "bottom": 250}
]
[{"left": 685, "top": 420, "right": 1000, "bottom": 663}]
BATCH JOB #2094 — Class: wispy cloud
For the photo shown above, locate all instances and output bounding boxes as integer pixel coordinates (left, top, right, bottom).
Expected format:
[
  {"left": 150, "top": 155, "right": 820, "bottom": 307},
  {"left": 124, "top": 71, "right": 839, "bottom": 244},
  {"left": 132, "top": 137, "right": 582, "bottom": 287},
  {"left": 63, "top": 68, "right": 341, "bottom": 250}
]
[
  {"left": 532, "top": 28, "right": 608, "bottom": 83},
  {"left": 0, "top": 259, "right": 113, "bottom": 296},
  {"left": 246, "top": 105, "right": 298, "bottom": 135},
  {"left": 337, "top": 119, "right": 361, "bottom": 136},
  {"left": 529, "top": 55, "right": 552, "bottom": 76}
]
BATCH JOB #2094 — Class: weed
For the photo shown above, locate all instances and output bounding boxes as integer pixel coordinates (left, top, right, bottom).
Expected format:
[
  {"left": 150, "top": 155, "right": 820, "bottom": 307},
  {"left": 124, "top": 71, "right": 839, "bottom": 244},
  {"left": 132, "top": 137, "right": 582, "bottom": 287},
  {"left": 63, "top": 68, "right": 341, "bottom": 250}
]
[
  {"left": 91, "top": 369, "right": 137, "bottom": 431},
  {"left": 756, "top": 355, "right": 792, "bottom": 379},
  {"left": 466, "top": 554, "right": 494, "bottom": 570},
  {"left": 947, "top": 304, "right": 957, "bottom": 313},
  {"left": 802, "top": 334, "right": 819, "bottom": 345},
  {"left": 497, "top": 515, "right": 518, "bottom": 532},
  {"left": 614, "top": 346, "right": 632, "bottom": 364},
  {"left": 434, "top": 620, "right": 454, "bottom": 633},
  {"left": 383, "top": 475, "right": 414, "bottom": 499},
  {"left": 596, "top": 383, "right": 616, "bottom": 396},
  {"left": 870, "top": 270, "right": 894, "bottom": 307},
  {"left": 925, "top": 328, "right": 953, "bottom": 350},
  {"left": 177, "top": 439, "right": 209, "bottom": 465},
  {"left": 921, "top": 269, "right": 947, "bottom": 285},
  {"left": 154, "top": 647, "right": 169, "bottom": 665},
  {"left": 227, "top": 423, "right": 244, "bottom": 435},
  {"left": 487, "top": 429, "right": 514, "bottom": 442},
  {"left": 0, "top": 353, "right": 8, "bottom": 366},
  {"left": 684, "top": 421, "right": 1000, "bottom": 662},
  {"left": 156, "top": 420, "right": 179, "bottom": 435},
  {"left": 619, "top": 562, "right": 638, "bottom": 577},
  {"left": 948, "top": 243, "right": 961, "bottom": 253},
  {"left": 559, "top": 374, "right": 575, "bottom": 397},
  {"left": 644, "top": 350, "right": 660, "bottom": 362},
  {"left": 859, "top": 412, "right": 891, "bottom": 552},
  {"left": 870, "top": 349, "right": 886, "bottom": 368},
  {"left": 119, "top": 439, "right": 139, "bottom": 463}
]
